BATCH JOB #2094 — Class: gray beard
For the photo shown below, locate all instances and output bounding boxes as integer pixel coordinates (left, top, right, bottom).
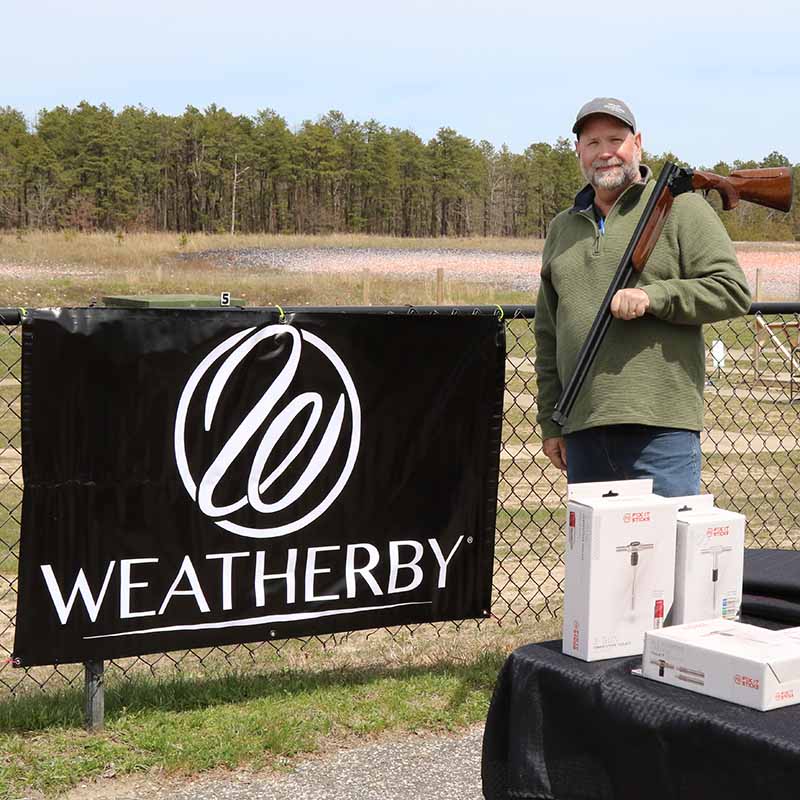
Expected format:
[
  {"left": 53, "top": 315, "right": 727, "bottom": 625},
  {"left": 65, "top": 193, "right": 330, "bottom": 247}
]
[{"left": 581, "top": 156, "right": 641, "bottom": 192}]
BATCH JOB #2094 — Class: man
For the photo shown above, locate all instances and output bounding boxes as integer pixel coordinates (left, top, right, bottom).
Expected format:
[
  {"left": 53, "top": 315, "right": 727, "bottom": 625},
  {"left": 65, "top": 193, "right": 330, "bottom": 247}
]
[{"left": 534, "top": 97, "right": 751, "bottom": 496}]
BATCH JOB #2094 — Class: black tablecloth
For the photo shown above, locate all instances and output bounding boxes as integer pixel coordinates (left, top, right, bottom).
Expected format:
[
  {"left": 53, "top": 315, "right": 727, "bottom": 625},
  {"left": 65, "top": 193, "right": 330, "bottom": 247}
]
[
  {"left": 743, "top": 549, "right": 800, "bottom": 624},
  {"left": 482, "top": 639, "right": 800, "bottom": 800},
  {"left": 744, "top": 549, "right": 800, "bottom": 600}
]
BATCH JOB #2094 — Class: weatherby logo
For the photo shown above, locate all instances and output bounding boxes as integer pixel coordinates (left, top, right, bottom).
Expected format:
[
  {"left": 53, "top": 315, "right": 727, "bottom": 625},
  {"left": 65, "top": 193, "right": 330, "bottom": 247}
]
[
  {"left": 735, "top": 674, "right": 760, "bottom": 690},
  {"left": 175, "top": 325, "right": 361, "bottom": 539},
  {"left": 623, "top": 511, "right": 651, "bottom": 524},
  {"left": 572, "top": 620, "right": 579, "bottom": 651},
  {"left": 707, "top": 526, "right": 730, "bottom": 537}
]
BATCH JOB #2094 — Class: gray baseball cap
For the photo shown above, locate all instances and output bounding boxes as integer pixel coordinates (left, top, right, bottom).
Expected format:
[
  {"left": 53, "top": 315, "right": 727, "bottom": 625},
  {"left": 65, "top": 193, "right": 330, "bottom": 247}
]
[{"left": 573, "top": 97, "right": 636, "bottom": 136}]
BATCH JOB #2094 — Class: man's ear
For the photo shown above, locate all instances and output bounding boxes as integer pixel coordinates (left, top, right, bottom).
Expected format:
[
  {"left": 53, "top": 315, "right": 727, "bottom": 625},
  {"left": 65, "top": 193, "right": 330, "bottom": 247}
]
[{"left": 633, "top": 131, "right": 642, "bottom": 153}]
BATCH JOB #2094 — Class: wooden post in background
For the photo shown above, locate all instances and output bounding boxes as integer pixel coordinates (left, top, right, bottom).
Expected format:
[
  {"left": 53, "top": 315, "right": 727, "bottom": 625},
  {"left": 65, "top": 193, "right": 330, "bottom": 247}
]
[
  {"left": 753, "top": 268, "right": 763, "bottom": 373},
  {"left": 362, "top": 268, "right": 370, "bottom": 305},
  {"left": 436, "top": 267, "right": 444, "bottom": 305}
]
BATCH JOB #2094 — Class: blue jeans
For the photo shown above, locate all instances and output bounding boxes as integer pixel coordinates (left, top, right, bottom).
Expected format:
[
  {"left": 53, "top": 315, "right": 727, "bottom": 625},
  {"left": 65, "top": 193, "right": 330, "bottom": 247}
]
[{"left": 564, "top": 425, "right": 702, "bottom": 497}]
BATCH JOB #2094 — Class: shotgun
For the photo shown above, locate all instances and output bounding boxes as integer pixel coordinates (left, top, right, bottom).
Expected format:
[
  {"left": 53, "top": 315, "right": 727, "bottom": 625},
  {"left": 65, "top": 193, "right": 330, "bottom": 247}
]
[{"left": 551, "top": 164, "right": 794, "bottom": 428}]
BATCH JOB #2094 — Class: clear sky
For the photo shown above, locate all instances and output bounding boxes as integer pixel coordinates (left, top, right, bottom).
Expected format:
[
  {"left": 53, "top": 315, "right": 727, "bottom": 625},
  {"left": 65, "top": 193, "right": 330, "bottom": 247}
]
[{"left": 4, "top": 0, "right": 799, "bottom": 166}]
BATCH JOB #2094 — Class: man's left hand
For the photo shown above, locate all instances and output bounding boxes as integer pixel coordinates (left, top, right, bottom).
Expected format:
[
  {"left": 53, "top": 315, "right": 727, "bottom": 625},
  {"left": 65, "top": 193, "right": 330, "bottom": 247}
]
[{"left": 610, "top": 288, "right": 650, "bottom": 320}]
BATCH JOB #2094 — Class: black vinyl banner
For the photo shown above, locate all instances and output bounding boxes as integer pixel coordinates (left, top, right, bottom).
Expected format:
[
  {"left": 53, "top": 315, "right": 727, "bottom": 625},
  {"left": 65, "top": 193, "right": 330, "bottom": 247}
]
[{"left": 13, "top": 309, "right": 504, "bottom": 666}]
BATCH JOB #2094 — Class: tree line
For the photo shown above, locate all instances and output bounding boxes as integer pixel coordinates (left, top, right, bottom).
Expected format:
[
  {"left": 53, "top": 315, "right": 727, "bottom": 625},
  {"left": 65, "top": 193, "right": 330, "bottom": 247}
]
[{"left": 0, "top": 102, "right": 797, "bottom": 240}]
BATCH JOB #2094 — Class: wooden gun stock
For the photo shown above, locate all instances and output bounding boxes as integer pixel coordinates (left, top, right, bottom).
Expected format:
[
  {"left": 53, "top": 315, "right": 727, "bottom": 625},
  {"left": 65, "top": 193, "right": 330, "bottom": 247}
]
[
  {"left": 630, "top": 190, "right": 674, "bottom": 272},
  {"left": 692, "top": 167, "right": 793, "bottom": 212}
]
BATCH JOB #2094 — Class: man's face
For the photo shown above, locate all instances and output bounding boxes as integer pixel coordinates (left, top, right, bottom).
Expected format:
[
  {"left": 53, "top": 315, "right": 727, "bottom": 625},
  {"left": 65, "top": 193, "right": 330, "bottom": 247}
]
[{"left": 575, "top": 115, "right": 642, "bottom": 193}]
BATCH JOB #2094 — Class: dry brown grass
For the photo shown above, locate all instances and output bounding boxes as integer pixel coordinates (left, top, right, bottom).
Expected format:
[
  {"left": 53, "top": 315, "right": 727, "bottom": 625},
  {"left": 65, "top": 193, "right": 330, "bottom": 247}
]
[
  {"left": 1, "top": 263, "right": 526, "bottom": 309},
  {"left": 1, "top": 261, "right": 531, "bottom": 312}
]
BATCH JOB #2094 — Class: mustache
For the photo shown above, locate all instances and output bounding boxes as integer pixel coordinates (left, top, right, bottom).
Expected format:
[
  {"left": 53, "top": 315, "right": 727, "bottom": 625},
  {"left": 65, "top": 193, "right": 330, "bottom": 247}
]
[{"left": 591, "top": 158, "right": 623, "bottom": 169}]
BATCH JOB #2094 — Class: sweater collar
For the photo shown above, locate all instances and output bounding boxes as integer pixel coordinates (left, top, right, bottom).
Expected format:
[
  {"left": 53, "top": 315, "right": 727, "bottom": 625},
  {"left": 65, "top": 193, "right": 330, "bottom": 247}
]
[{"left": 569, "top": 164, "right": 653, "bottom": 214}]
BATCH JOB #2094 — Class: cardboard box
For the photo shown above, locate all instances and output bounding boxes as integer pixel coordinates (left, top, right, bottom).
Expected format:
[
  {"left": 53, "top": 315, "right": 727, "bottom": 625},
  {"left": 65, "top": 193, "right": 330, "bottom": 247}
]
[
  {"left": 562, "top": 479, "right": 677, "bottom": 661},
  {"left": 642, "top": 619, "right": 800, "bottom": 710},
  {"left": 673, "top": 507, "right": 745, "bottom": 625}
]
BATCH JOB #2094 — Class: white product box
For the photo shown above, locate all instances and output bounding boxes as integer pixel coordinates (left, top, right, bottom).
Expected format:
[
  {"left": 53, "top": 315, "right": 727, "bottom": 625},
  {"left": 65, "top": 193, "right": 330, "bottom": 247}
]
[
  {"left": 562, "top": 479, "right": 677, "bottom": 661},
  {"left": 671, "top": 494, "right": 715, "bottom": 512},
  {"left": 642, "top": 619, "right": 800, "bottom": 710},
  {"left": 776, "top": 628, "right": 800, "bottom": 645},
  {"left": 673, "top": 507, "right": 745, "bottom": 625}
]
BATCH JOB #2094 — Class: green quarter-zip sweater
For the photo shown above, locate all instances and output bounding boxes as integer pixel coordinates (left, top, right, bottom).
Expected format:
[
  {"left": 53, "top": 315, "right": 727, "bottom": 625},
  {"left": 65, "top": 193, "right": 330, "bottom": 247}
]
[{"left": 535, "top": 166, "right": 752, "bottom": 440}]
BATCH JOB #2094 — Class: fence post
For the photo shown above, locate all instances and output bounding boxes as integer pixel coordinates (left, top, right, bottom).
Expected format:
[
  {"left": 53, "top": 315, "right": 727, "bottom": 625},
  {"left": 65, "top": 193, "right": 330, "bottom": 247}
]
[
  {"left": 436, "top": 268, "right": 444, "bottom": 304},
  {"left": 84, "top": 659, "right": 105, "bottom": 731}
]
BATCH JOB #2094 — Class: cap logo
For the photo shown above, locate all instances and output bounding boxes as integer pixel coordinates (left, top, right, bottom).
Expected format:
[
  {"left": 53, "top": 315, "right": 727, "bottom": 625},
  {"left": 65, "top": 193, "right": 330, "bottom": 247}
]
[{"left": 605, "top": 102, "right": 626, "bottom": 114}]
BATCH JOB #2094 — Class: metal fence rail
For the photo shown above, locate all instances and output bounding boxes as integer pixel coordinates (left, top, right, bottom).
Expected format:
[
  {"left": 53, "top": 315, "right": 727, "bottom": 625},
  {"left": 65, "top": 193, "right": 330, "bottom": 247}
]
[{"left": 1, "top": 304, "right": 799, "bottom": 696}]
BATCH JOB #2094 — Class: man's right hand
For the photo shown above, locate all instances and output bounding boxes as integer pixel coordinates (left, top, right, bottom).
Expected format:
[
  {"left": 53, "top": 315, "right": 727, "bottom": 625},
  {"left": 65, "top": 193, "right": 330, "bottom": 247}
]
[
  {"left": 610, "top": 288, "right": 650, "bottom": 320},
  {"left": 543, "top": 436, "right": 567, "bottom": 472}
]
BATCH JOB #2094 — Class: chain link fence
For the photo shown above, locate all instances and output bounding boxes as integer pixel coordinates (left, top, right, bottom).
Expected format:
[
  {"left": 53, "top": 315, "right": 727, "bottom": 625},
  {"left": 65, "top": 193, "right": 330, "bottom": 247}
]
[{"left": 1, "top": 304, "right": 799, "bottom": 696}]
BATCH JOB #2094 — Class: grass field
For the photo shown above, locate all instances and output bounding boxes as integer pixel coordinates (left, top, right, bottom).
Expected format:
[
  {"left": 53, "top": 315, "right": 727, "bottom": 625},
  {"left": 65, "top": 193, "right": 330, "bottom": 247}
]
[
  {"left": 0, "top": 616, "right": 561, "bottom": 798},
  {"left": 0, "top": 233, "right": 799, "bottom": 797}
]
